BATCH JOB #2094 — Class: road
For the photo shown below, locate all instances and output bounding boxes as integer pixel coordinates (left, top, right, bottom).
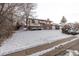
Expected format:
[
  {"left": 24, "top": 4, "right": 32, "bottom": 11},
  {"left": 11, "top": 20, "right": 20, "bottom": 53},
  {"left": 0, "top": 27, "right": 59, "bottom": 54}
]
[{"left": 41, "top": 35, "right": 79, "bottom": 56}]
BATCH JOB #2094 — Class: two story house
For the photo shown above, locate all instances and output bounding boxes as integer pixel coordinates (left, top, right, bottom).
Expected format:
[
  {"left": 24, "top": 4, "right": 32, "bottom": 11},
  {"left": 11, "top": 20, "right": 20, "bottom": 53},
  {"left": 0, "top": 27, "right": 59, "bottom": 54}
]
[{"left": 26, "top": 18, "right": 53, "bottom": 30}]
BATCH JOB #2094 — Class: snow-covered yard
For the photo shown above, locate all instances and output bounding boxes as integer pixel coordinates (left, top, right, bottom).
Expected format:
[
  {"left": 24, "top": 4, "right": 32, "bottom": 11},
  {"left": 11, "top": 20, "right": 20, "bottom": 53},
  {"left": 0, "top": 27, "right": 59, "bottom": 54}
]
[{"left": 0, "top": 30, "right": 72, "bottom": 55}]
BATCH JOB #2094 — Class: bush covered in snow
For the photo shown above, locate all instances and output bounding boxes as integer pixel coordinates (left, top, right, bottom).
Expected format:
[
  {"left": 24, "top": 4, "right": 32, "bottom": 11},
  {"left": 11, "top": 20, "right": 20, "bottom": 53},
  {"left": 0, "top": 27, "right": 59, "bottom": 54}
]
[
  {"left": 0, "top": 18, "right": 15, "bottom": 46},
  {"left": 61, "top": 23, "right": 79, "bottom": 35}
]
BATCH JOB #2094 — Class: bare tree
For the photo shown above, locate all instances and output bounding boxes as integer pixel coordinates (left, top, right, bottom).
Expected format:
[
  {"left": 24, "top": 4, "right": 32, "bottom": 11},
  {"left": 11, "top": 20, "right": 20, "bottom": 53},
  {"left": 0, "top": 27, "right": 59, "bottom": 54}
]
[
  {"left": 0, "top": 3, "right": 18, "bottom": 45},
  {"left": 0, "top": 3, "right": 37, "bottom": 45},
  {"left": 25, "top": 3, "right": 37, "bottom": 30},
  {"left": 15, "top": 3, "right": 37, "bottom": 30}
]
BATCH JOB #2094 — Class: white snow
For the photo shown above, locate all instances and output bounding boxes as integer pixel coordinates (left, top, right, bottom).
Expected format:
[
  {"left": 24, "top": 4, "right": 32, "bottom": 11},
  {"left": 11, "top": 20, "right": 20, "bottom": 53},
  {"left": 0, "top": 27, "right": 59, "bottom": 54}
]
[
  {"left": 0, "top": 30, "right": 72, "bottom": 56},
  {"left": 64, "top": 49, "right": 79, "bottom": 56},
  {"left": 30, "top": 38, "right": 78, "bottom": 56}
]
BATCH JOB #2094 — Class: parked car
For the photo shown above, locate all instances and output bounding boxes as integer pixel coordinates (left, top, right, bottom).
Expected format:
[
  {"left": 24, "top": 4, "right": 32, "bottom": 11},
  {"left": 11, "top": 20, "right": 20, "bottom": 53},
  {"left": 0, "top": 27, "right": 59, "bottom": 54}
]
[
  {"left": 55, "top": 25, "right": 60, "bottom": 30},
  {"left": 76, "top": 30, "right": 79, "bottom": 34},
  {"left": 68, "top": 29, "right": 78, "bottom": 35}
]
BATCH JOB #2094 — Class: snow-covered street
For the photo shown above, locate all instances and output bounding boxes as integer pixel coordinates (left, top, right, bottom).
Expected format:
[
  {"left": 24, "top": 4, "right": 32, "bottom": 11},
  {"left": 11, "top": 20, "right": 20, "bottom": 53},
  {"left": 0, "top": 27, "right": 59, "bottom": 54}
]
[{"left": 0, "top": 30, "right": 72, "bottom": 55}]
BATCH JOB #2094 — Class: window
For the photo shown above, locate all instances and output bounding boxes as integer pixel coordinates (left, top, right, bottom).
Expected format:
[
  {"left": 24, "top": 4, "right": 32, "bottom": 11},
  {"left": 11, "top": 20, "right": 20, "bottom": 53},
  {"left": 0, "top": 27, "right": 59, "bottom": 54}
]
[{"left": 32, "top": 20, "right": 35, "bottom": 23}]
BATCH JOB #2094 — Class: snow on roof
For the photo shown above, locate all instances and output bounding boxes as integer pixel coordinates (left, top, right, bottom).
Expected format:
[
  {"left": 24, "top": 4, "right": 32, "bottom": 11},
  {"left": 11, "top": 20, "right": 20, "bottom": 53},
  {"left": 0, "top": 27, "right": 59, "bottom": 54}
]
[{"left": 0, "top": 30, "right": 72, "bottom": 55}]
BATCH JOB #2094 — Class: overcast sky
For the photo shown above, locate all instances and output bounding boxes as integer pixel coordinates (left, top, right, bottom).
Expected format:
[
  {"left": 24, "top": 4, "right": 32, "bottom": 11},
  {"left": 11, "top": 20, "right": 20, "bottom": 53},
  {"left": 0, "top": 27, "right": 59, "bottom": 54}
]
[{"left": 35, "top": 0, "right": 79, "bottom": 23}]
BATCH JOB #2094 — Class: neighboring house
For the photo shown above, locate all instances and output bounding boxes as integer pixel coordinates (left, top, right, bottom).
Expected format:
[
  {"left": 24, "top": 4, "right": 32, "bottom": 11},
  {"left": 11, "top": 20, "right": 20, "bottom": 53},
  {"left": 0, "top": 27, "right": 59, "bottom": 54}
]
[
  {"left": 27, "top": 18, "right": 53, "bottom": 30},
  {"left": 14, "top": 18, "right": 52, "bottom": 30}
]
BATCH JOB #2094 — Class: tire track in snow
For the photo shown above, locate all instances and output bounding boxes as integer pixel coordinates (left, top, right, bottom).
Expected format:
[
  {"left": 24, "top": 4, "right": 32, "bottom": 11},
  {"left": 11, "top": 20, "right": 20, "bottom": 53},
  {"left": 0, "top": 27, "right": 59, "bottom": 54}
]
[{"left": 30, "top": 38, "right": 78, "bottom": 56}]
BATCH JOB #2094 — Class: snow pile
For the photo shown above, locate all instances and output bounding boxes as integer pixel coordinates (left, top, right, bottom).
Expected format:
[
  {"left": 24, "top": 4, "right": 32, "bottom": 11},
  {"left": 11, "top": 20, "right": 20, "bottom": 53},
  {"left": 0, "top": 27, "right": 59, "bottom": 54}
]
[
  {"left": 64, "top": 49, "right": 79, "bottom": 56},
  {"left": 0, "top": 30, "right": 72, "bottom": 55}
]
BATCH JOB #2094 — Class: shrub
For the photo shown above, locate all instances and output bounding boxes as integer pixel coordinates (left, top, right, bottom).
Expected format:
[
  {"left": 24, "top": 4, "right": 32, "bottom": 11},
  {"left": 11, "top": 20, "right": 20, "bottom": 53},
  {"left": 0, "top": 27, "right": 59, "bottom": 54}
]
[{"left": 0, "top": 19, "right": 15, "bottom": 46}]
